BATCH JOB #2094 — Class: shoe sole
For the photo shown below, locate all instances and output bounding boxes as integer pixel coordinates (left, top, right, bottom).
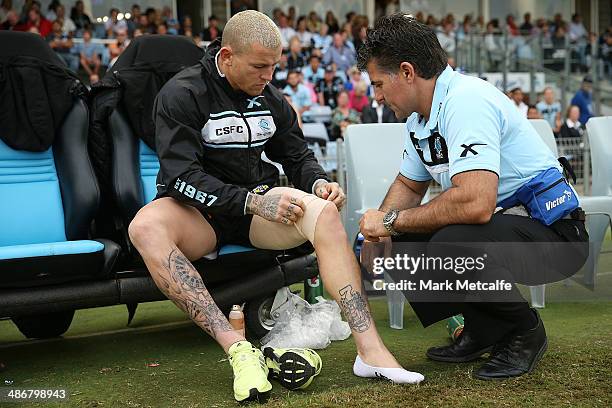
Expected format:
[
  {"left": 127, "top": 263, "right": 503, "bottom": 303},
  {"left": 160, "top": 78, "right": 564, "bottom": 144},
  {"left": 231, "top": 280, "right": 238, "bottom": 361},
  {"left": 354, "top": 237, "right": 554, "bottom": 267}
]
[
  {"left": 237, "top": 388, "right": 271, "bottom": 404},
  {"left": 472, "top": 337, "right": 548, "bottom": 381},
  {"left": 426, "top": 345, "right": 494, "bottom": 363},
  {"left": 263, "top": 348, "right": 316, "bottom": 390}
]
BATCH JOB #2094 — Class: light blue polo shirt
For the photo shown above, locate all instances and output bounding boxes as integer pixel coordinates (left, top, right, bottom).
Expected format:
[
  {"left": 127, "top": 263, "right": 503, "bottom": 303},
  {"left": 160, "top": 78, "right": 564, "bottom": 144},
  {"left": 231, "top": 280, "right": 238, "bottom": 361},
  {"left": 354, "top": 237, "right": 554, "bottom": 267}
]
[
  {"left": 536, "top": 101, "right": 561, "bottom": 130},
  {"left": 283, "top": 83, "right": 313, "bottom": 111},
  {"left": 400, "top": 65, "right": 562, "bottom": 204}
]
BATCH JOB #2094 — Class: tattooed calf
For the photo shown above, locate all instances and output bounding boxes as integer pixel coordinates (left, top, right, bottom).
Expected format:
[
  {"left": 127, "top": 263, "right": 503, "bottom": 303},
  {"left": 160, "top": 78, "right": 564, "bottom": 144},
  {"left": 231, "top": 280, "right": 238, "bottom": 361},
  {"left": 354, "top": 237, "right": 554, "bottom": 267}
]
[
  {"left": 338, "top": 285, "right": 371, "bottom": 333},
  {"left": 167, "top": 250, "right": 206, "bottom": 290},
  {"left": 161, "top": 248, "right": 234, "bottom": 339}
]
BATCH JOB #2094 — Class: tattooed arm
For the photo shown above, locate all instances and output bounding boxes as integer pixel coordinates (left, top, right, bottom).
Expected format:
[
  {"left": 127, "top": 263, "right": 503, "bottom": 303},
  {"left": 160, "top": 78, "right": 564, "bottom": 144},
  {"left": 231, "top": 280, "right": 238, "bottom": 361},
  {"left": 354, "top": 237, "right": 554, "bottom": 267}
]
[
  {"left": 154, "top": 248, "right": 234, "bottom": 339},
  {"left": 245, "top": 192, "right": 306, "bottom": 225}
]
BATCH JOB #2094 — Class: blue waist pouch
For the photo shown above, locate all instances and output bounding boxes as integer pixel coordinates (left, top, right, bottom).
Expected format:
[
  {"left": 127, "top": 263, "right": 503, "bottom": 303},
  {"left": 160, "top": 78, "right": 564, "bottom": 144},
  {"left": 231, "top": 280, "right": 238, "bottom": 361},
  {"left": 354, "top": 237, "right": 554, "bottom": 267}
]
[{"left": 499, "top": 167, "right": 579, "bottom": 226}]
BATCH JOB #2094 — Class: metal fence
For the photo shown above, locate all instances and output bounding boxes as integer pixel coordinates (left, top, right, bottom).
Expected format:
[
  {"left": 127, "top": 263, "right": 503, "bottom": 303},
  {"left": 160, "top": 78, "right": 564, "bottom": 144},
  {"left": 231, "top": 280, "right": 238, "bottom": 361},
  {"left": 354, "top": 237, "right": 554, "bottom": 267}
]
[
  {"left": 558, "top": 136, "right": 589, "bottom": 194},
  {"left": 451, "top": 29, "right": 611, "bottom": 116}
]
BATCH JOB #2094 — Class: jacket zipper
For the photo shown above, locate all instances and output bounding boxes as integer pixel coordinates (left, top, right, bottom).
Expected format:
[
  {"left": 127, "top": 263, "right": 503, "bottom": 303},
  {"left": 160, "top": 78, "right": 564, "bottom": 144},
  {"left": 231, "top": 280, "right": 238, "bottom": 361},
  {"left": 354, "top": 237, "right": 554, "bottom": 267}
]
[
  {"left": 238, "top": 105, "right": 252, "bottom": 183},
  {"left": 534, "top": 177, "right": 564, "bottom": 196}
]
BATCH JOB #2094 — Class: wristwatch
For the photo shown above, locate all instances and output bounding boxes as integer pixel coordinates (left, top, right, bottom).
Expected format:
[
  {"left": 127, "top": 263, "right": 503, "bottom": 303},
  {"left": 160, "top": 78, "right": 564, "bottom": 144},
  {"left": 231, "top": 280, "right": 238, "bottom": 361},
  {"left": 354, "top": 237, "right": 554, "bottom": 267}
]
[{"left": 383, "top": 209, "right": 400, "bottom": 236}]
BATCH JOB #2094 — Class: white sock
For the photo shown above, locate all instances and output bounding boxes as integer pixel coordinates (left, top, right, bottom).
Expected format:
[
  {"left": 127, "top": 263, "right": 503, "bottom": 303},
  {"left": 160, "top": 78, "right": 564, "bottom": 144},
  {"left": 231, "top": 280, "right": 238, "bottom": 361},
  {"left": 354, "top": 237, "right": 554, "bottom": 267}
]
[{"left": 353, "top": 355, "right": 425, "bottom": 384}]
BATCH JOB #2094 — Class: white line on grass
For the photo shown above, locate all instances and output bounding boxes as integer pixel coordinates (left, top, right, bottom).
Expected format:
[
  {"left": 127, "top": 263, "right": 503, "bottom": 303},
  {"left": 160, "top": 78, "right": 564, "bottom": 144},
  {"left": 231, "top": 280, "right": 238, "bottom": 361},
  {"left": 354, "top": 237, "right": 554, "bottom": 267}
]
[
  {"left": 0, "top": 320, "right": 194, "bottom": 349},
  {"left": 597, "top": 271, "right": 612, "bottom": 276}
]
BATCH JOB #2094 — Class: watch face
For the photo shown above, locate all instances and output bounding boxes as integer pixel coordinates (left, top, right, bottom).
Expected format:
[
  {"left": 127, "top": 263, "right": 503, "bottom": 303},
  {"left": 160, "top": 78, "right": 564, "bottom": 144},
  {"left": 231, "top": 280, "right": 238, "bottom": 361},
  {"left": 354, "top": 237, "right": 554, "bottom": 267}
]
[{"left": 383, "top": 210, "right": 397, "bottom": 224}]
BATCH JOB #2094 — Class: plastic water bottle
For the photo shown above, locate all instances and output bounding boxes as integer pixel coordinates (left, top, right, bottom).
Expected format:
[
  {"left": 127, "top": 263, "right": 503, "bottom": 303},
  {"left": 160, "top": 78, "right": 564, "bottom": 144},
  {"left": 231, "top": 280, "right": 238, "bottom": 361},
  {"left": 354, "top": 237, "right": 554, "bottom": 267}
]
[
  {"left": 385, "top": 271, "right": 405, "bottom": 330},
  {"left": 229, "top": 305, "right": 245, "bottom": 337},
  {"left": 529, "top": 285, "right": 546, "bottom": 308}
]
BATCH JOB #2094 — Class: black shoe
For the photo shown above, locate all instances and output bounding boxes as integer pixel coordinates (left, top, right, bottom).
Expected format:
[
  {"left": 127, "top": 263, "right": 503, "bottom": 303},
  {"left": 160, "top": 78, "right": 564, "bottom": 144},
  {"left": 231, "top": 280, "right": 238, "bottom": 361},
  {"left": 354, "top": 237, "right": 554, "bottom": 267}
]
[
  {"left": 426, "top": 331, "right": 494, "bottom": 362},
  {"left": 474, "top": 310, "right": 547, "bottom": 380}
]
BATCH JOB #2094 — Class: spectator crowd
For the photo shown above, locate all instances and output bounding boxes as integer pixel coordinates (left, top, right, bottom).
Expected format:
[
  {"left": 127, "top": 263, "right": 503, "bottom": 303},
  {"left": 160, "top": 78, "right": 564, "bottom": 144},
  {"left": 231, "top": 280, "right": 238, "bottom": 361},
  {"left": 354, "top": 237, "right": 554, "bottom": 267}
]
[
  {"left": 0, "top": 0, "right": 207, "bottom": 84},
  {"left": 426, "top": 10, "right": 612, "bottom": 77},
  {"left": 509, "top": 78, "right": 592, "bottom": 139},
  {"left": 0, "top": 0, "right": 608, "bottom": 138}
]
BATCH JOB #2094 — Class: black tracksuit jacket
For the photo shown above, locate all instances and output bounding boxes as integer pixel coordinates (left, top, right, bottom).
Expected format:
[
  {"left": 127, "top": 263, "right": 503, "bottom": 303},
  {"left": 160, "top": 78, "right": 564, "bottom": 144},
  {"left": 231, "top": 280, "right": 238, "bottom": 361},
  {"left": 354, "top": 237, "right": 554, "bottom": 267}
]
[{"left": 154, "top": 40, "right": 329, "bottom": 216}]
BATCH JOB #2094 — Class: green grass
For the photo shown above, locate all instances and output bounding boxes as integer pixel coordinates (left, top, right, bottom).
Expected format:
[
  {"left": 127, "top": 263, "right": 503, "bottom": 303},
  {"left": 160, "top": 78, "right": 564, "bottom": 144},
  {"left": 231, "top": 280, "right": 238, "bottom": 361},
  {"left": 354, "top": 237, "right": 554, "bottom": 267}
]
[
  {"left": 2, "top": 238, "right": 611, "bottom": 407},
  {"left": 1, "top": 298, "right": 611, "bottom": 408}
]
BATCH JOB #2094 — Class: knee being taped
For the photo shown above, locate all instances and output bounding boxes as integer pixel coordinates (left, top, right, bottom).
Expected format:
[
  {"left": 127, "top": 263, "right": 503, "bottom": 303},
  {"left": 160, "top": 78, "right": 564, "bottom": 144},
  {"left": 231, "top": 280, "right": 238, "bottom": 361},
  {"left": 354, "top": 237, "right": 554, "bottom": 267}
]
[{"left": 295, "top": 196, "right": 336, "bottom": 244}]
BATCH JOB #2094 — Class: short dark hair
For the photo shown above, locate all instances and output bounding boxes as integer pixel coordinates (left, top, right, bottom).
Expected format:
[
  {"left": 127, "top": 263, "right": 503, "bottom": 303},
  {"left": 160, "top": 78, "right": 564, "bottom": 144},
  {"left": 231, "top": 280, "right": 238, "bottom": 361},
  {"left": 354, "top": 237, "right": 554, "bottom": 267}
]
[
  {"left": 357, "top": 12, "right": 447, "bottom": 79},
  {"left": 287, "top": 70, "right": 301, "bottom": 77}
]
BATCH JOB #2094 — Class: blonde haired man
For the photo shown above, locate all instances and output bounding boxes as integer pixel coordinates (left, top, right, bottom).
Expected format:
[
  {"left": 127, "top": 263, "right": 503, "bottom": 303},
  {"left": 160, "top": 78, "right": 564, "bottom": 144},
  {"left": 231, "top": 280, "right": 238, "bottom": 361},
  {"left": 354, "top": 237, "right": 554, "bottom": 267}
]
[{"left": 129, "top": 10, "right": 423, "bottom": 402}]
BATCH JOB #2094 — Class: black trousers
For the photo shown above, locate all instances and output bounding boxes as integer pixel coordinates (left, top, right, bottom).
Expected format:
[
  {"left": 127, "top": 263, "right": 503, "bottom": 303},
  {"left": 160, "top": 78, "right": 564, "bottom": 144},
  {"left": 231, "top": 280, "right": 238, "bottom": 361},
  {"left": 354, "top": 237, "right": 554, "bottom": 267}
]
[{"left": 392, "top": 214, "right": 589, "bottom": 345}]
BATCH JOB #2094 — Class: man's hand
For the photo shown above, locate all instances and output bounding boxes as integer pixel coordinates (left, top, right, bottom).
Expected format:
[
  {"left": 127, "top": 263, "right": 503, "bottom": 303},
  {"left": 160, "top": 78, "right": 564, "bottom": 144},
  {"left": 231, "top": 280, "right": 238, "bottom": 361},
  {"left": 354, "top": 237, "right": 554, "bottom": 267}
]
[
  {"left": 314, "top": 180, "right": 346, "bottom": 210},
  {"left": 246, "top": 192, "right": 306, "bottom": 225},
  {"left": 359, "top": 209, "right": 390, "bottom": 242}
]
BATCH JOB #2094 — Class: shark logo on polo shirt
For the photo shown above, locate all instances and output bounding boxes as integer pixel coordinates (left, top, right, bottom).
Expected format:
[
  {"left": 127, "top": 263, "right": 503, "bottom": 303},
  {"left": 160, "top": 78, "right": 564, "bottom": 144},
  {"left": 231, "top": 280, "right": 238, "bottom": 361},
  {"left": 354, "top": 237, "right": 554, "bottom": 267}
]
[
  {"left": 409, "top": 131, "right": 449, "bottom": 175},
  {"left": 410, "top": 132, "right": 449, "bottom": 166},
  {"left": 434, "top": 135, "right": 444, "bottom": 159}
]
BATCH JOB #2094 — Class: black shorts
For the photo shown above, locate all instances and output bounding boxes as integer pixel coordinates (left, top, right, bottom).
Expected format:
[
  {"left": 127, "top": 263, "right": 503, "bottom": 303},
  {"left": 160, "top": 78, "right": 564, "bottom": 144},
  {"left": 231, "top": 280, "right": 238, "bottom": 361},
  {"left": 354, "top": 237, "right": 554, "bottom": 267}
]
[
  {"left": 154, "top": 193, "right": 254, "bottom": 249},
  {"left": 202, "top": 211, "right": 253, "bottom": 248}
]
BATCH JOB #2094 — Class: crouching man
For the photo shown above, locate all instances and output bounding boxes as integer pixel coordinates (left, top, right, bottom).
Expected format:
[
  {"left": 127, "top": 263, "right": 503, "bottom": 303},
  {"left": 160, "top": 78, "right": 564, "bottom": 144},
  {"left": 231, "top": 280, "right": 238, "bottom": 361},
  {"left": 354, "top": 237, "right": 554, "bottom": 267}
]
[{"left": 359, "top": 13, "right": 588, "bottom": 380}]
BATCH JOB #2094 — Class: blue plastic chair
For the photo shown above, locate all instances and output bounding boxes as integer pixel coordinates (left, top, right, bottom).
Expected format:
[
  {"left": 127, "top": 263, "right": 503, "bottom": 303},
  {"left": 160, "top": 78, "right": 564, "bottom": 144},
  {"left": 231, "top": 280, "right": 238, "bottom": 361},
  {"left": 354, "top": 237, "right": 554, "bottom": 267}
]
[{"left": 529, "top": 118, "right": 612, "bottom": 305}]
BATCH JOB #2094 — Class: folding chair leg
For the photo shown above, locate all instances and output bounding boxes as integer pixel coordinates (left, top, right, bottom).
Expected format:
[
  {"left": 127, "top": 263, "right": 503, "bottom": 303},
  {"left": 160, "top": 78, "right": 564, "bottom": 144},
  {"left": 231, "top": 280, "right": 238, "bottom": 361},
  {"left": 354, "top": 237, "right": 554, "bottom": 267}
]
[{"left": 584, "top": 214, "right": 610, "bottom": 288}]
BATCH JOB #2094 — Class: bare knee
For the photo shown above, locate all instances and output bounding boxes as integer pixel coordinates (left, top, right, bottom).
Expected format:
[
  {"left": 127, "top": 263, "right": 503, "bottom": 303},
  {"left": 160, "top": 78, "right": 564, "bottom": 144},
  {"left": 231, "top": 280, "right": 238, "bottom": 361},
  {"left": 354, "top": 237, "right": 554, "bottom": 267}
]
[
  {"left": 128, "top": 213, "right": 173, "bottom": 254},
  {"left": 315, "top": 202, "right": 348, "bottom": 242}
]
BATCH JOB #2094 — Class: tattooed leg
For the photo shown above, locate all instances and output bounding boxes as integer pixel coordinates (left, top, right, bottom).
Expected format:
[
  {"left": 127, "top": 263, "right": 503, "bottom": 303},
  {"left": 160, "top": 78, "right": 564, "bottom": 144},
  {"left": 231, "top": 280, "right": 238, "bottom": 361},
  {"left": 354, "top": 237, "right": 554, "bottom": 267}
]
[
  {"left": 338, "top": 284, "right": 371, "bottom": 333},
  {"left": 149, "top": 247, "right": 244, "bottom": 352},
  {"left": 312, "top": 202, "right": 403, "bottom": 368},
  {"left": 127, "top": 197, "right": 244, "bottom": 353}
]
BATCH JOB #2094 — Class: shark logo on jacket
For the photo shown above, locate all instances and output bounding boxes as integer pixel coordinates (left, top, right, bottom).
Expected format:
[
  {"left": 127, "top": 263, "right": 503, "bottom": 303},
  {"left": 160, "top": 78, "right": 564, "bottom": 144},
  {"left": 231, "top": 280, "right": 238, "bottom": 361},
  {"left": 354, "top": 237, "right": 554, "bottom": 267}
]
[{"left": 257, "top": 118, "right": 273, "bottom": 137}]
